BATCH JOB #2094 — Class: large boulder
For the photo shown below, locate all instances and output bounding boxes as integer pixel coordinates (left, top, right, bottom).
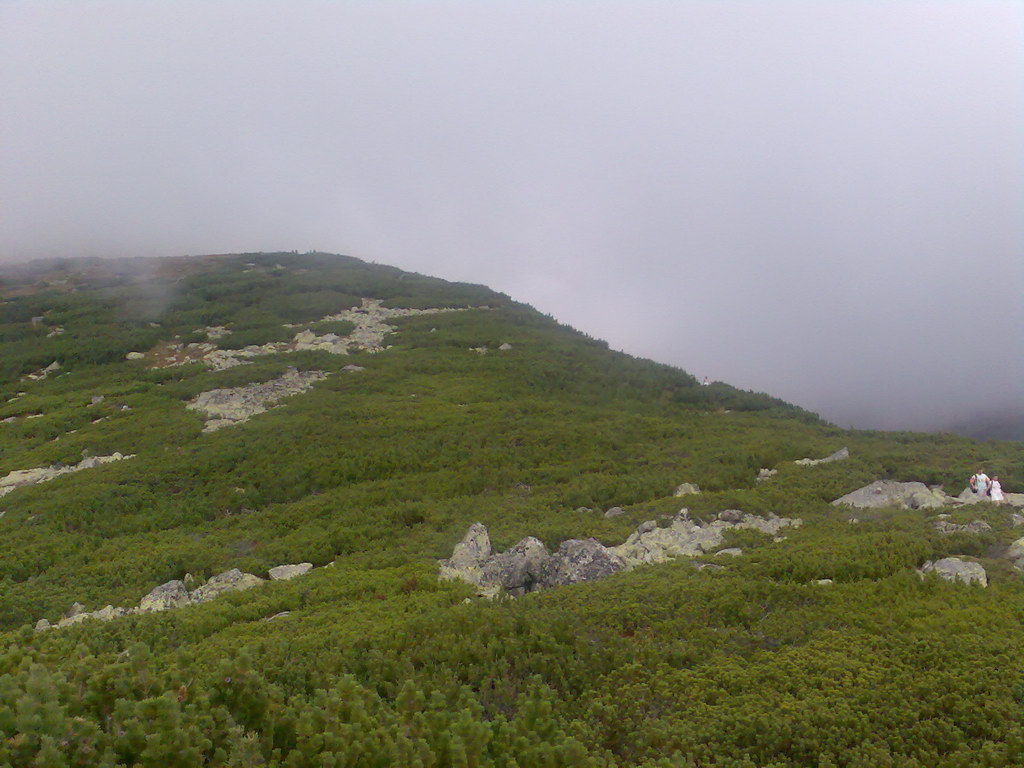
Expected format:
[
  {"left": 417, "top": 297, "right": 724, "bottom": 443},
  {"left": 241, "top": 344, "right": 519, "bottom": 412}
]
[
  {"left": 833, "top": 481, "right": 950, "bottom": 510},
  {"left": 138, "top": 580, "right": 191, "bottom": 613},
  {"left": 920, "top": 558, "right": 987, "bottom": 587},
  {"left": 539, "top": 539, "right": 625, "bottom": 588},
  {"left": 478, "top": 537, "right": 551, "bottom": 597},
  {"left": 189, "top": 569, "right": 264, "bottom": 604},
  {"left": 269, "top": 563, "right": 313, "bottom": 581}
]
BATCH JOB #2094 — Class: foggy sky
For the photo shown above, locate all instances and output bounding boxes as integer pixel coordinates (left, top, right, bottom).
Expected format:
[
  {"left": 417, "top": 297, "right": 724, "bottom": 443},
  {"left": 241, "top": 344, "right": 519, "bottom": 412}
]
[{"left": 1, "top": 2, "right": 1021, "bottom": 433}]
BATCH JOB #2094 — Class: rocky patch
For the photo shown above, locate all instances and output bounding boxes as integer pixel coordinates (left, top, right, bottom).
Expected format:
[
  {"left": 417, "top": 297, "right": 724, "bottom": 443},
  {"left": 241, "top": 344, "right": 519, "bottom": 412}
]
[
  {"left": 795, "top": 447, "right": 849, "bottom": 466},
  {"left": 931, "top": 516, "right": 992, "bottom": 534},
  {"left": 187, "top": 368, "right": 328, "bottom": 431},
  {"left": 833, "top": 481, "right": 951, "bottom": 510},
  {"left": 439, "top": 509, "right": 800, "bottom": 598},
  {"left": 0, "top": 452, "right": 134, "bottom": 498},
  {"left": 22, "top": 360, "right": 60, "bottom": 382},
  {"left": 150, "top": 298, "right": 476, "bottom": 370}
]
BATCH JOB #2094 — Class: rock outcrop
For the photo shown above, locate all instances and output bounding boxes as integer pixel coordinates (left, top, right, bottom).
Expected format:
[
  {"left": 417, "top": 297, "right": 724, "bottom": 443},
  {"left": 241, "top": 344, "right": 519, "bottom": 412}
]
[
  {"left": 189, "top": 569, "right": 263, "bottom": 603},
  {"left": 440, "top": 510, "right": 799, "bottom": 598},
  {"left": 152, "top": 298, "right": 477, "bottom": 370},
  {"left": 795, "top": 447, "right": 849, "bottom": 466},
  {"left": 832, "top": 481, "right": 950, "bottom": 510},
  {"left": 932, "top": 517, "right": 992, "bottom": 534},
  {"left": 138, "top": 580, "right": 191, "bottom": 613},
  {"left": 919, "top": 558, "right": 987, "bottom": 587},
  {"left": 0, "top": 452, "right": 134, "bottom": 498},
  {"left": 757, "top": 468, "right": 778, "bottom": 481},
  {"left": 269, "top": 563, "right": 313, "bottom": 581},
  {"left": 187, "top": 368, "right": 328, "bottom": 431},
  {"left": 610, "top": 509, "right": 798, "bottom": 568}
]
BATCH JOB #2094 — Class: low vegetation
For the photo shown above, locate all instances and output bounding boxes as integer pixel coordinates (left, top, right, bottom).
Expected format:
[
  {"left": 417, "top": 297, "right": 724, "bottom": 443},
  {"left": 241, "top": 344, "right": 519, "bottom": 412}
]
[{"left": 0, "top": 252, "right": 1021, "bottom": 766}]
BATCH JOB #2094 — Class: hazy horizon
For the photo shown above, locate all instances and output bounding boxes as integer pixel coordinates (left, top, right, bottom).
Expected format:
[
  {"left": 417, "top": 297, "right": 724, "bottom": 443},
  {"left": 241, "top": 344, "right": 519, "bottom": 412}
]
[{"left": 2, "top": 2, "right": 1021, "bottom": 436}]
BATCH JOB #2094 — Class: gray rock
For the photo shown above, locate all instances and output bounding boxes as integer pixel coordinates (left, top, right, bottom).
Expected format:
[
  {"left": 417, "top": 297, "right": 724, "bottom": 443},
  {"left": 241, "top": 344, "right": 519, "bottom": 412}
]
[
  {"left": 342, "top": 365, "right": 365, "bottom": 372},
  {"left": 920, "top": 557, "right": 987, "bottom": 587},
  {"left": 539, "top": 539, "right": 625, "bottom": 588},
  {"left": 1012, "top": 514, "right": 1024, "bottom": 527},
  {"left": 636, "top": 520, "right": 658, "bottom": 535},
  {"left": 35, "top": 618, "right": 51, "bottom": 631},
  {"left": 717, "top": 509, "right": 745, "bottom": 523},
  {"left": 932, "top": 519, "right": 992, "bottom": 534},
  {"left": 478, "top": 537, "right": 550, "bottom": 596},
  {"left": 62, "top": 602, "right": 86, "bottom": 620},
  {"left": 89, "top": 395, "right": 105, "bottom": 406},
  {"left": 673, "top": 483, "right": 701, "bottom": 497},
  {"left": 757, "top": 468, "right": 778, "bottom": 481},
  {"left": 438, "top": 522, "right": 492, "bottom": 585},
  {"left": 715, "top": 548, "right": 743, "bottom": 557},
  {"left": 498, "top": 343, "right": 513, "bottom": 351},
  {"left": 795, "top": 447, "right": 849, "bottom": 466},
  {"left": 268, "top": 563, "right": 313, "bottom": 581},
  {"left": 813, "top": 579, "right": 834, "bottom": 586},
  {"left": 91, "top": 605, "right": 124, "bottom": 621},
  {"left": 138, "top": 580, "right": 190, "bottom": 613},
  {"left": 832, "top": 481, "right": 950, "bottom": 510},
  {"left": 126, "top": 351, "right": 145, "bottom": 360},
  {"left": 187, "top": 368, "right": 329, "bottom": 431},
  {"left": 189, "top": 569, "right": 264, "bottom": 603},
  {"left": 604, "top": 506, "right": 626, "bottom": 518},
  {"left": 1006, "top": 536, "right": 1024, "bottom": 564}
]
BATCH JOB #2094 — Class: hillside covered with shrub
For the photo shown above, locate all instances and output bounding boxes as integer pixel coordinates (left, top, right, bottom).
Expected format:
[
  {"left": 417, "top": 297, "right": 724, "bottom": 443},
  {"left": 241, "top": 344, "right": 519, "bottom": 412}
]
[{"left": 0, "top": 252, "right": 1022, "bottom": 767}]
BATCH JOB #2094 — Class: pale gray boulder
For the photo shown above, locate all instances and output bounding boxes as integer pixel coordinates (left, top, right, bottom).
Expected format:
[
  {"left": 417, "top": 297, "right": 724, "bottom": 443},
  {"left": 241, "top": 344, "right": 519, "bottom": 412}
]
[
  {"left": 604, "top": 506, "right": 626, "bottom": 518},
  {"left": 795, "top": 447, "right": 849, "bottom": 466},
  {"left": 438, "top": 522, "right": 491, "bottom": 585},
  {"left": 832, "top": 481, "right": 950, "bottom": 510},
  {"left": 539, "top": 539, "right": 625, "bottom": 588},
  {"left": 919, "top": 558, "right": 987, "bottom": 587},
  {"left": 35, "top": 619, "right": 51, "bottom": 631},
  {"left": 269, "top": 563, "right": 313, "bottom": 581},
  {"left": 757, "top": 468, "right": 778, "bottom": 481},
  {"left": 138, "top": 580, "right": 191, "bottom": 613},
  {"left": 189, "top": 569, "right": 264, "bottom": 603}
]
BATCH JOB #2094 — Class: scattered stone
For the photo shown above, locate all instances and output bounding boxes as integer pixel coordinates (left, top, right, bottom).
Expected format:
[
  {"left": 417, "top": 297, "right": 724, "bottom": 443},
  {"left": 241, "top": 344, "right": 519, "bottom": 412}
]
[
  {"left": 814, "top": 579, "right": 834, "bottom": 586},
  {"left": 795, "top": 447, "right": 849, "bottom": 466},
  {"left": 126, "top": 351, "right": 145, "bottom": 360},
  {"left": 187, "top": 368, "right": 328, "bottom": 431},
  {"left": 35, "top": 619, "right": 51, "bottom": 631},
  {"left": 203, "top": 326, "right": 231, "bottom": 340},
  {"left": 138, "top": 580, "right": 191, "bottom": 613},
  {"left": 478, "top": 537, "right": 551, "bottom": 597},
  {"left": 0, "top": 452, "right": 134, "bottom": 498},
  {"left": 932, "top": 519, "right": 992, "bottom": 534},
  {"left": 919, "top": 558, "right": 987, "bottom": 587},
  {"left": 189, "top": 569, "right": 263, "bottom": 603},
  {"left": 62, "top": 602, "right": 86, "bottom": 620},
  {"left": 757, "top": 468, "right": 778, "bottom": 481},
  {"left": 498, "top": 343, "right": 513, "bottom": 351},
  {"left": 604, "top": 506, "right": 626, "bottom": 518},
  {"left": 46, "top": 326, "right": 64, "bottom": 337},
  {"left": 673, "top": 483, "right": 701, "bottom": 497},
  {"left": 23, "top": 360, "right": 61, "bottom": 382},
  {"left": 438, "top": 523, "right": 491, "bottom": 586},
  {"left": 832, "top": 481, "right": 951, "bottom": 510},
  {"left": 89, "top": 395, "right": 104, "bottom": 406},
  {"left": 342, "top": 365, "right": 365, "bottom": 372},
  {"left": 268, "top": 563, "right": 313, "bottom": 581},
  {"left": 92, "top": 605, "right": 124, "bottom": 621},
  {"left": 470, "top": 346, "right": 488, "bottom": 355},
  {"left": 717, "top": 509, "right": 745, "bottom": 523},
  {"left": 715, "top": 548, "right": 743, "bottom": 557}
]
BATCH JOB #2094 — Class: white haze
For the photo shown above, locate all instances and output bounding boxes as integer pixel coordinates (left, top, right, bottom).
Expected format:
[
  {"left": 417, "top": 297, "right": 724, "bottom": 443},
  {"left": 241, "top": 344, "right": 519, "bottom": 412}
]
[{"left": 1, "top": 2, "right": 1021, "bottom": 433}]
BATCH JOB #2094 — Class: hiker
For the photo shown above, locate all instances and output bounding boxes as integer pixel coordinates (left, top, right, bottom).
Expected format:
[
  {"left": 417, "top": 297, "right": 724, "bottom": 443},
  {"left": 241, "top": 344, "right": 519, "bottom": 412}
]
[
  {"left": 990, "top": 476, "right": 1005, "bottom": 505},
  {"left": 702, "top": 377, "right": 710, "bottom": 386},
  {"left": 970, "top": 470, "right": 990, "bottom": 501}
]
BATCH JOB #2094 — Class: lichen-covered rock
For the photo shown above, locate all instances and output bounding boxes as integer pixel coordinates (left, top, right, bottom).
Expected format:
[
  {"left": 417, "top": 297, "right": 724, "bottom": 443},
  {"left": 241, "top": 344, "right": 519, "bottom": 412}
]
[
  {"left": 920, "top": 558, "right": 987, "bottom": 587},
  {"left": 539, "top": 539, "right": 625, "bottom": 588},
  {"left": 187, "top": 368, "right": 329, "bottom": 431},
  {"left": 933, "top": 519, "right": 992, "bottom": 534},
  {"left": 438, "top": 522, "right": 492, "bottom": 586},
  {"left": 35, "top": 618, "right": 51, "bottom": 631},
  {"left": 478, "top": 537, "right": 550, "bottom": 597},
  {"left": 91, "top": 605, "right": 124, "bottom": 621},
  {"left": 0, "top": 452, "right": 134, "bottom": 498},
  {"left": 832, "top": 481, "right": 950, "bottom": 510},
  {"left": 715, "top": 548, "right": 743, "bottom": 557},
  {"left": 138, "top": 580, "right": 191, "bottom": 613},
  {"left": 269, "top": 563, "right": 313, "bottom": 581},
  {"left": 757, "top": 468, "right": 778, "bottom": 481},
  {"left": 673, "top": 483, "right": 700, "bottom": 497},
  {"left": 795, "top": 447, "right": 849, "bottom": 466},
  {"left": 604, "top": 506, "right": 626, "bottom": 518},
  {"left": 189, "top": 569, "right": 264, "bottom": 603}
]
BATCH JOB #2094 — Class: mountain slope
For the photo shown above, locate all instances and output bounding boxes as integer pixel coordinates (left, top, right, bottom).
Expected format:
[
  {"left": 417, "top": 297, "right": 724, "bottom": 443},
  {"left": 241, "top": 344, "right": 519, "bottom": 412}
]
[{"left": 0, "top": 252, "right": 1022, "bottom": 766}]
